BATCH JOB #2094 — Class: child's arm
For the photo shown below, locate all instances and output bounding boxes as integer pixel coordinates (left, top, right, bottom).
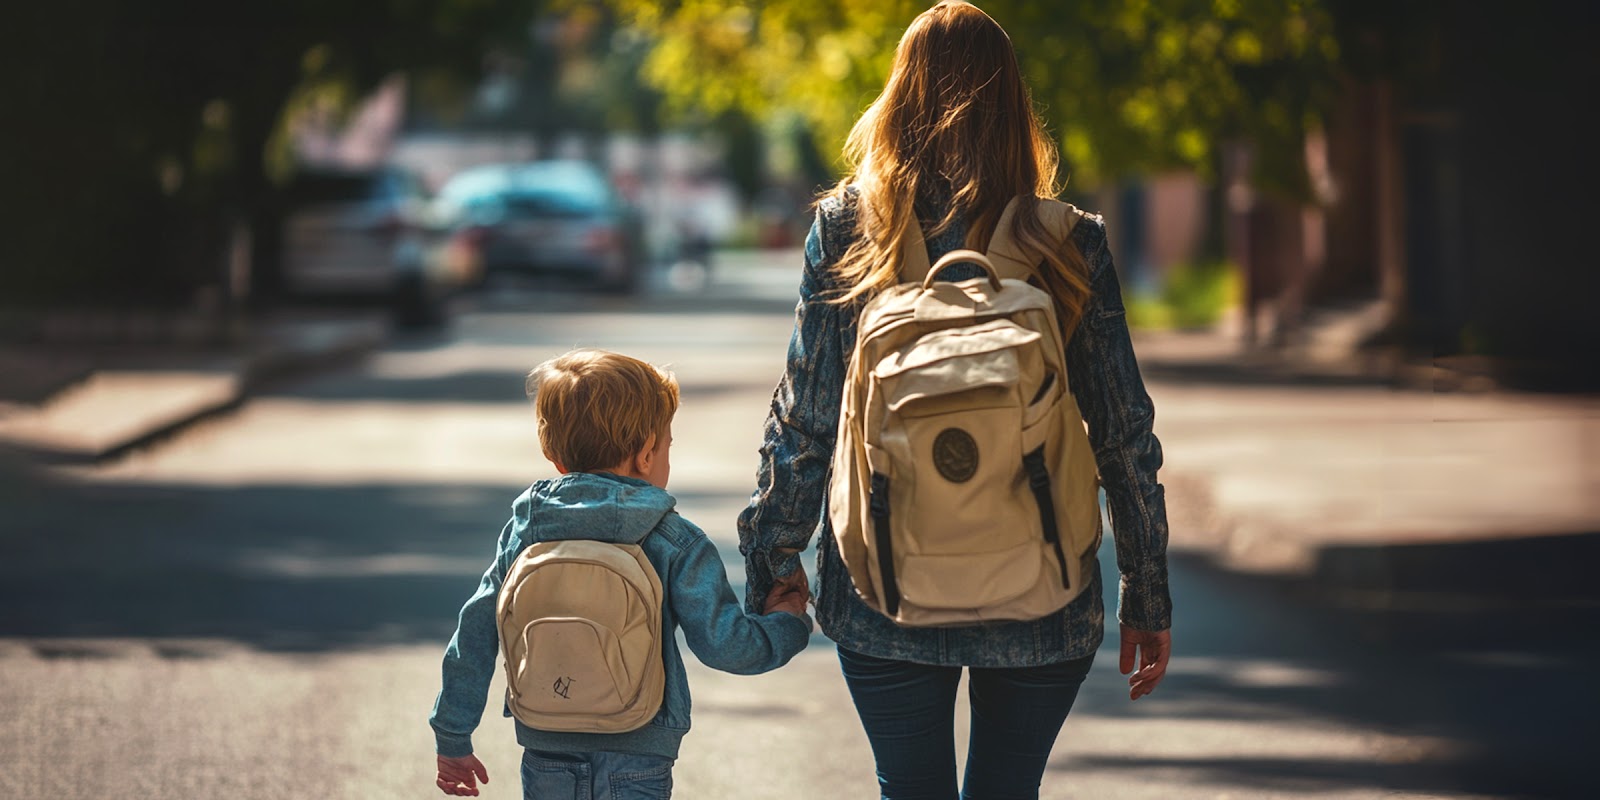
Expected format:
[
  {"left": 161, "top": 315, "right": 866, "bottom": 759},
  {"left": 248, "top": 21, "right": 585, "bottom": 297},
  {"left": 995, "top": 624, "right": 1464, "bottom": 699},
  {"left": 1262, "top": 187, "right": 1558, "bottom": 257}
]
[
  {"left": 672, "top": 531, "right": 812, "bottom": 675},
  {"left": 429, "top": 519, "right": 515, "bottom": 761}
]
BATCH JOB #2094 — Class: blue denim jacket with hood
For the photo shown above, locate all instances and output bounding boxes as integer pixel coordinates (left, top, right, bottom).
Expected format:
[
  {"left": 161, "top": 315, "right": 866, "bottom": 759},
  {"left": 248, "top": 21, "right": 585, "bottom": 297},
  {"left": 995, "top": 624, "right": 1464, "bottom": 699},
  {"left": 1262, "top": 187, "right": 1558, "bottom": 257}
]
[
  {"left": 431, "top": 471, "right": 812, "bottom": 760},
  {"left": 737, "top": 189, "right": 1172, "bottom": 667}
]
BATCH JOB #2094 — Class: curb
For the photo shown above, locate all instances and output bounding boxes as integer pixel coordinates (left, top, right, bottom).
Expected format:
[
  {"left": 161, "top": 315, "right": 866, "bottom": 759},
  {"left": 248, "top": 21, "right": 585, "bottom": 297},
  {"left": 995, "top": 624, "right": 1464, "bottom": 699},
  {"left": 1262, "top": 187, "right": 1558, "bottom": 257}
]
[
  {"left": 238, "top": 321, "right": 386, "bottom": 393},
  {"left": 0, "top": 320, "right": 385, "bottom": 465}
]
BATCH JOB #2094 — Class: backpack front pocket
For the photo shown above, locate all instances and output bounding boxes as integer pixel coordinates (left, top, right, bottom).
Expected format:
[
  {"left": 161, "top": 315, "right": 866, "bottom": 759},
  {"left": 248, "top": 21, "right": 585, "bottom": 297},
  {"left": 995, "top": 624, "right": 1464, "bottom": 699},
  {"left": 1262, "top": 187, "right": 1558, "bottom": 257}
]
[
  {"left": 891, "top": 404, "right": 1032, "bottom": 555},
  {"left": 516, "top": 618, "right": 629, "bottom": 717},
  {"left": 871, "top": 321, "right": 1045, "bottom": 561},
  {"left": 897, "top": 539, "right": 1044, "bottom": 610}
]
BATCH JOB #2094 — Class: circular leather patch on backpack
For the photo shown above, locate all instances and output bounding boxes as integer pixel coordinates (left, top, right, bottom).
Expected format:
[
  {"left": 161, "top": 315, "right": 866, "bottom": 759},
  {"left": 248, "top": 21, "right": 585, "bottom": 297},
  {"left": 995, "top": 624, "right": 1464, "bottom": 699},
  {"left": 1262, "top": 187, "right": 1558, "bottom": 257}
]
[{"left": 933, "top": 428, "right": 979, "bottom": 483}]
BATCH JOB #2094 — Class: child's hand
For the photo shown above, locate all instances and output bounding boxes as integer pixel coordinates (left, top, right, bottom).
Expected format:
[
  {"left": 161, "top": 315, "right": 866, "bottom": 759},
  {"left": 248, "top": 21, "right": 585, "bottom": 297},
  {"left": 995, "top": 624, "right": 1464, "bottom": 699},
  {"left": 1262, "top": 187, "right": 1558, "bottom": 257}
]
[
  {"left": 437, "top": 754, "right": 490, "bottom": 796},
  {"left": 763, "top": 566, "right": 810, "bottom": 616}
]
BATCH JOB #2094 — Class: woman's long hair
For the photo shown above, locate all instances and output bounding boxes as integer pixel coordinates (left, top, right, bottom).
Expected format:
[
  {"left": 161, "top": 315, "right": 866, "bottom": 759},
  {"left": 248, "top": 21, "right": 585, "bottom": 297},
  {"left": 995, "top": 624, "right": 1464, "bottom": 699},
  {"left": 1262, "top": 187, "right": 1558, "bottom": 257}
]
[{"left": 826, "top": 1, "right": 1090, "bottom": 332}]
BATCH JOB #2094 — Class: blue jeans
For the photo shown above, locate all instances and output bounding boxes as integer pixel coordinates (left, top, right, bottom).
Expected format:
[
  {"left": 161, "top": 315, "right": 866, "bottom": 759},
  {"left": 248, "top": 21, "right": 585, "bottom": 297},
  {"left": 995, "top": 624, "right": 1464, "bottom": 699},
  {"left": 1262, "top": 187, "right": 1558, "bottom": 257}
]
[
  {"left": 838, "top": 646, "right": 1096, "bottom": 800},
  {"left": 520, "top": 749, "right": 675, "bottom": 800}
]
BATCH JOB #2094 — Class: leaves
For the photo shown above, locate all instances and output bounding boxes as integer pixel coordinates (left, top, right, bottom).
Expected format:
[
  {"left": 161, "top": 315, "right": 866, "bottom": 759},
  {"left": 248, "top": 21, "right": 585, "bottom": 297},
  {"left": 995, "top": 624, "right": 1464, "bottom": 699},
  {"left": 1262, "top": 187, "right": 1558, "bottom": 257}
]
[{"left": 603, "top": 0, "right": 1341, "bottom": 193}]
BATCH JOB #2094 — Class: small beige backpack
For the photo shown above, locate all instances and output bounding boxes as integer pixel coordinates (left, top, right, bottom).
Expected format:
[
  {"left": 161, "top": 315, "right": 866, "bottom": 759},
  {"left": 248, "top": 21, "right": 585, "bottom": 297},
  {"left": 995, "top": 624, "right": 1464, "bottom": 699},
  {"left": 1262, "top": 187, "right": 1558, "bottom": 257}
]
[
  {"left": 496, "top": 540, "right": 665, "bottom": 733},
  {"left": 829, "top": 195, "right": 1103, "bottom": 627}
]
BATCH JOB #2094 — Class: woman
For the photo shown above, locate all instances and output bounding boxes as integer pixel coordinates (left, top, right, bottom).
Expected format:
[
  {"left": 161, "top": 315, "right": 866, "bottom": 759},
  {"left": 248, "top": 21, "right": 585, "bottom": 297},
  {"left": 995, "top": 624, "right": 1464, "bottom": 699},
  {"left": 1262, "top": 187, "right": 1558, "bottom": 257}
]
[{"left": 736, "top": 3, "right": 1173, "bottom": 798}]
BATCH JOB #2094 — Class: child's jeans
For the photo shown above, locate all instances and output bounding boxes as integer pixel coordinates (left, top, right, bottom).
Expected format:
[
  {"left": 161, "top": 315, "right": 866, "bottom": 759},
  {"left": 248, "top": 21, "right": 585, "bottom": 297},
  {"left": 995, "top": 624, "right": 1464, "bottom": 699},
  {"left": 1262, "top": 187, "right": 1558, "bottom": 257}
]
[{"left": 521, "top": 749, "right": 676, "bottom": 800}]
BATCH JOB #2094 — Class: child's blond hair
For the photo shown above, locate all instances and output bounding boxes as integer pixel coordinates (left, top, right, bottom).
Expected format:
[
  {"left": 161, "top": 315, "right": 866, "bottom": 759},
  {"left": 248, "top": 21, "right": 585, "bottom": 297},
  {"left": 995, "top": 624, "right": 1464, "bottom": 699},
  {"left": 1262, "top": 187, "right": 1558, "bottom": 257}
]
[{"left": 526, "top": 349, "right": 680, "bottom": 473}]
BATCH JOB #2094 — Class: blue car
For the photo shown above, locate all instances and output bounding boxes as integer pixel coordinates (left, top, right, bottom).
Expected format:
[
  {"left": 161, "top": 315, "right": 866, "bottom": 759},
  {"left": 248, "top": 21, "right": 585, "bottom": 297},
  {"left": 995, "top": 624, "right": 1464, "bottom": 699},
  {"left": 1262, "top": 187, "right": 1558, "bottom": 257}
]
[{"left": 433, "top": 160, "right": 645, "bottom": 293}]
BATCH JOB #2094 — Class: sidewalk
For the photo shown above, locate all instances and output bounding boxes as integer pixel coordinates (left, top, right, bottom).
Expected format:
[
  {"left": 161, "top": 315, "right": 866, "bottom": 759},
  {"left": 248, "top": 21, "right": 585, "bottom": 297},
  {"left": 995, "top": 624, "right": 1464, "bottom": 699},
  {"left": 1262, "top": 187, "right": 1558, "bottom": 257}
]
[
  {"left": 1138, "top": 325, "right": 1600, "bottom": 605},
  {"left": 0, "top": 314, "right": 385, "bottom": 464}
]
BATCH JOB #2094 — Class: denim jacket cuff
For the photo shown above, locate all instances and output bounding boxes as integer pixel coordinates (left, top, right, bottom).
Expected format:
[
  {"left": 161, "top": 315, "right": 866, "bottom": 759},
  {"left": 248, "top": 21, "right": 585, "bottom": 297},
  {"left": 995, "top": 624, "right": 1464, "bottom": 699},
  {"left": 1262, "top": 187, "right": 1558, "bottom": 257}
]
[
  {"left": 434, "top": 731, "right": 474, "bottom": 759},
  {"left": 742, "top": 549, "right": 805, "bottom": 614},
  {"left": 764, "top": 549, "right": 804, "bottom": 580},
  {"left": 1116, "top": 572, "right": 1173, "bottom": 632}
]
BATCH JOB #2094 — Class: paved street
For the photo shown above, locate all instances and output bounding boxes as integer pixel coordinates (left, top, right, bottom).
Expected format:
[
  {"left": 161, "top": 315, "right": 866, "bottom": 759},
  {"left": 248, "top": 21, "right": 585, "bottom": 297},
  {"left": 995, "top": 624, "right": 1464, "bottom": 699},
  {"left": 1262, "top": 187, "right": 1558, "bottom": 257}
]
[{"left": 2, "top": 254, "right": 1595, "bottom": 799}]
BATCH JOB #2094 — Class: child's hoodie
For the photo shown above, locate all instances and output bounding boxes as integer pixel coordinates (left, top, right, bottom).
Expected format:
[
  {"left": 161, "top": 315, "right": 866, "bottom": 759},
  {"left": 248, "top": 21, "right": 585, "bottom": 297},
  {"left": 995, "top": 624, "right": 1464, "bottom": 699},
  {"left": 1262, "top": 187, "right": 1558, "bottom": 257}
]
[{"left": 431, "top": 471, "right": 811, "bottom": 759}]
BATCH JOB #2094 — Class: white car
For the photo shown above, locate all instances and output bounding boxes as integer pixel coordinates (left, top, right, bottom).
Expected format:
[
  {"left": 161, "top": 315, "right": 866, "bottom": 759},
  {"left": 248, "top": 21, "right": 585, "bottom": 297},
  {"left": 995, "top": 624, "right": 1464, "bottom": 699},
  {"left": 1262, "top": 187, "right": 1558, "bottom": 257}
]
[{"left": 282, "top": 166, "right": 456, "bottom": 325}]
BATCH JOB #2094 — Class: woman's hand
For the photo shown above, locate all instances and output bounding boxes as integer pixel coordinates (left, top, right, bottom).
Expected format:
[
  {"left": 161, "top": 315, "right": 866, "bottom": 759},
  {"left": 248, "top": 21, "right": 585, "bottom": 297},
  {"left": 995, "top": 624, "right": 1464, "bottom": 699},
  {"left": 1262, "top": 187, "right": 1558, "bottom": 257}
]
[
  {"left": 1119, "top": 625, "right": 1170, "bottom": 701},
  {"left": 764, "top": 564, "right": 811, "bottom": 616}
]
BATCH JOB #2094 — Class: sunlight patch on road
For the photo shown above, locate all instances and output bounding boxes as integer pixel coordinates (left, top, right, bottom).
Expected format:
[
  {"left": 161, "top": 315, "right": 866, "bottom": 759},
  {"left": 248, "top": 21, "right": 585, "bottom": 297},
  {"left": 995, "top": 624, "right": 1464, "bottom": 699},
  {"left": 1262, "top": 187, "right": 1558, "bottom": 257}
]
[
  {"left": 1055, "top": 709, "right": 1459, "bottom": 772},
  {"left": 1170, "top": 655, "right": 1343, "bottom": 689},
  {"left": 236, "top": 550, "right": 487, "bottom": 579},
  {"left": 64, "top": 399, "right": 545, "bottom": 486},
  {"left": 66, "top": 383, "right": 776, "bottom": 491}
]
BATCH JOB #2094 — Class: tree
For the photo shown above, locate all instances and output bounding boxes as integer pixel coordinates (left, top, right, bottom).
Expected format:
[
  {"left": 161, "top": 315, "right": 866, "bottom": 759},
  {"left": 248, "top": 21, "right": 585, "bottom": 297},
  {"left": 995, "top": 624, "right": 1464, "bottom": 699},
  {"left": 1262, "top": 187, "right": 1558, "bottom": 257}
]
[
  {"left": 597, "top": 0, "right": 1339, "bottom": 195},
  {"left": 1, "top": 0, "right": 542, "bottom": 308}
]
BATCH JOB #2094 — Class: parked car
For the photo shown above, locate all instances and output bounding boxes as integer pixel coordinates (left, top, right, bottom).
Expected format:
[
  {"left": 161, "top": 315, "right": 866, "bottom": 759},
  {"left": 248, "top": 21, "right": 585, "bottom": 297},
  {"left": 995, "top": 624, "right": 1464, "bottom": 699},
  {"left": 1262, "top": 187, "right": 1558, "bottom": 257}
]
[
  {"left": 281, "top": 166, "right": 462, "bottom": 326},
  {"left": 432, "top": 160, "right": 644, "bottom": 293}
]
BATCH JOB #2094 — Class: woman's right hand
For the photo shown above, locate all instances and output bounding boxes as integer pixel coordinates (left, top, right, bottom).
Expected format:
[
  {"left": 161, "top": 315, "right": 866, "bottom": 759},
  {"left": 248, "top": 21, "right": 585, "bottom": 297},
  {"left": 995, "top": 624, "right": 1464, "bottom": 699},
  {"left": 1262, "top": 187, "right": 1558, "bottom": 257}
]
[{"left": 1119, "top": 625, "right": 1171, "bottom": 700}]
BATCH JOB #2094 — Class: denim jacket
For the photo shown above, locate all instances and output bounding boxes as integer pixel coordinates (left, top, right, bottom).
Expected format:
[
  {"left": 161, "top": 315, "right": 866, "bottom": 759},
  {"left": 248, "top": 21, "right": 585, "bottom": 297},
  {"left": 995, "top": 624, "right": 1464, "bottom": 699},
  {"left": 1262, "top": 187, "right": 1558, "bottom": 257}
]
[
  {"left": 736, "top": 190, "right": 1172, "bottom": 667},
  {"left": 431, "top": 472, "right": 811, "bottom": 760}
]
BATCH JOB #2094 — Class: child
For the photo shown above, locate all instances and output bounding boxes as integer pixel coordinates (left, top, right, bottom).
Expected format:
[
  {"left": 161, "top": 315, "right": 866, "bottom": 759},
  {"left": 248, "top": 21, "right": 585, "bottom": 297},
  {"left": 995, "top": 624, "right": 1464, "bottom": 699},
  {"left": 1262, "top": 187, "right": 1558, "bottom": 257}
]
[{"left": 430, "top": 348, "right": 811, "bottom": 798}]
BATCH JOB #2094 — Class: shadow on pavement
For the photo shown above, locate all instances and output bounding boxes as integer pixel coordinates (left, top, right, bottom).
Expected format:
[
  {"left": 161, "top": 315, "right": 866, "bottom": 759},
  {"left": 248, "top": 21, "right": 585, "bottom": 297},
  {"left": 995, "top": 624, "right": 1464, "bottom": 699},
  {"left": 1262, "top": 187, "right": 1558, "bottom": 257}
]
[
  {"left": 1078, "top": 547, "right": 1600, "bottom": 799},
  {"left": 1313, "top": 530, "right": 1600, "bottom": 609},
  {"left": 0, "top": 461, "right": 753, "bottom": 652},
  {"left": 1066, "top": 752, "right": 1586, "bottom": 800}
]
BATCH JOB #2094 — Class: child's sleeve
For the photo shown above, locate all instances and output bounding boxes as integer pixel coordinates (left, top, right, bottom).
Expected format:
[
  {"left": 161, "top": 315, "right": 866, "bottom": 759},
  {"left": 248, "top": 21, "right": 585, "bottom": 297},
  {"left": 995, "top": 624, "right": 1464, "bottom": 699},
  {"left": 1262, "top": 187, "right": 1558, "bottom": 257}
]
[
  {"left": 671, "top": 531, "right": 811, "bottom": 675},
  {"left": 428, "top": 519, "right": 516, "bottom": 757}
]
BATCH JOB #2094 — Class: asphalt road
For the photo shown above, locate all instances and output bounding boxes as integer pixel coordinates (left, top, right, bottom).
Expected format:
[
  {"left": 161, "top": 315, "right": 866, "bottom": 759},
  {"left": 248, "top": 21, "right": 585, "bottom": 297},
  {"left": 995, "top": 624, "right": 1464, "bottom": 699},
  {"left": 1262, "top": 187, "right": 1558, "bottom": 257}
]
[{"left": 2, "top": 257, "right": 1594, "bottom": 799}]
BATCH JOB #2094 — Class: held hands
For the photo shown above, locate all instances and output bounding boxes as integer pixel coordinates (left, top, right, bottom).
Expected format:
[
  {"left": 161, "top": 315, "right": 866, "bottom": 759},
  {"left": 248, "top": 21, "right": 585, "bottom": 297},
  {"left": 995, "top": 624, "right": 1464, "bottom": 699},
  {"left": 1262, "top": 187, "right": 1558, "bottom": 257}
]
[
  {"left": 763, "top": 565, "right": 811, "bottom": 617},
  {"left": 1119, "top": 625, "right": 1171, "bottom": 701},
  {"left": 437, "top": 754, "right": 489, "bottom": 797}
]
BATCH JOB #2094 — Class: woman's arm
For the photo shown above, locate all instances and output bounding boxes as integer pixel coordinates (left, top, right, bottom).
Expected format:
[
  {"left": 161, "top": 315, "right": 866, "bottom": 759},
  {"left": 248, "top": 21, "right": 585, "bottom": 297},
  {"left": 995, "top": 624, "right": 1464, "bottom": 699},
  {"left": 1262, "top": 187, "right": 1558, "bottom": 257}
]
[
  {"left": 1063, "top": 218, "right": 1173, "bottom": 633},
  {"left": 736, "top": 210, "right": 848, "bottom": 613}
]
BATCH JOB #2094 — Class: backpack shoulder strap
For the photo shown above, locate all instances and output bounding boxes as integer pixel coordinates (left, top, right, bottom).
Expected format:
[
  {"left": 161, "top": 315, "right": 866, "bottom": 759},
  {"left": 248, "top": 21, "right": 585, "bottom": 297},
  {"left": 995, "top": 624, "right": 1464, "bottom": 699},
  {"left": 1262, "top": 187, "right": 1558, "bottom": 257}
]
[
  {"left": 855, "top": 189, "right": 934, "bottom": 285},
  {"left": 986, "top": 196, "right": 1085, "bottom": 281},
  {"left": 898, "top": 216, "right": 932, "bottom": 284},
  {"left": 881, "top": 195, "right": 1085, "bottom": 285}
]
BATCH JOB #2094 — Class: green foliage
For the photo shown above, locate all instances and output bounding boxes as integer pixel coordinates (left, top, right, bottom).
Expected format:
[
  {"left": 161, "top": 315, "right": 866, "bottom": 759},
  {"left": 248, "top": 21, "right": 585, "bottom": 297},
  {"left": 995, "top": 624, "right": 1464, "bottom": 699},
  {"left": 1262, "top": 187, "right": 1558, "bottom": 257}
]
[
  {"left": 1124, "top": 293, "right": 1175, "bottom": 330},
  {"left": 1163, "top": 259, "right": 1241, "bottom": 329},
  {"left": 598, "top": 0, "right": 1340, "bottom": 195},
  {"left": 1125, "top": 260, "right": 1241, "bottom": 330}
]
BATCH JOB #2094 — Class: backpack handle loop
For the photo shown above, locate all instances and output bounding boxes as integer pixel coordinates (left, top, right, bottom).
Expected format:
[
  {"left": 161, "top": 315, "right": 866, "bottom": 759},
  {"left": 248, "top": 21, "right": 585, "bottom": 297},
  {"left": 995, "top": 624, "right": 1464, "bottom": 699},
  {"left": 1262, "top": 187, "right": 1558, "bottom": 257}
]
[{"left": 923, "top": 249, "right": 1003, "bottom": 292}]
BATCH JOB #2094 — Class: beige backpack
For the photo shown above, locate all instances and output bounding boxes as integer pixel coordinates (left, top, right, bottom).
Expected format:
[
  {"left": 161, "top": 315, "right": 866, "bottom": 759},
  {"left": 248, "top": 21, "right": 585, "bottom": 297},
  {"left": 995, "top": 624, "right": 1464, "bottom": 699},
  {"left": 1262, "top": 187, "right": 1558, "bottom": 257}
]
[
  {"left": 828, "top": 196, "right": 1103, "bottom": 627},
  {"left": 496, "top": 540, "right": 665, "bottom": 733}
]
